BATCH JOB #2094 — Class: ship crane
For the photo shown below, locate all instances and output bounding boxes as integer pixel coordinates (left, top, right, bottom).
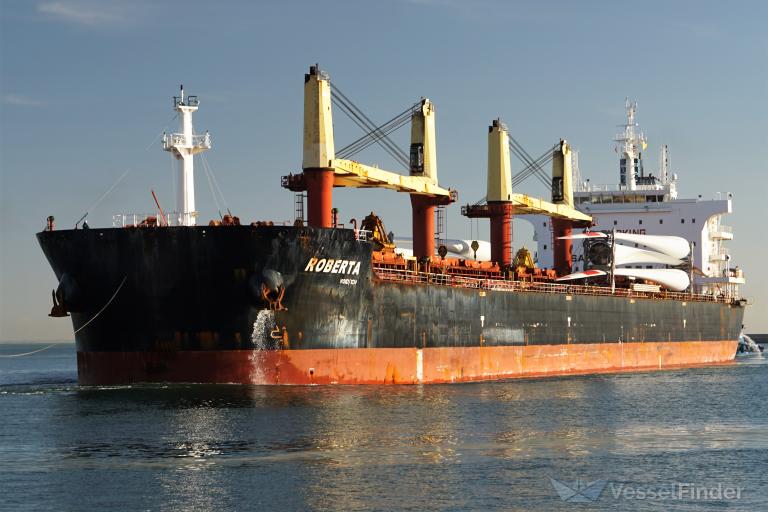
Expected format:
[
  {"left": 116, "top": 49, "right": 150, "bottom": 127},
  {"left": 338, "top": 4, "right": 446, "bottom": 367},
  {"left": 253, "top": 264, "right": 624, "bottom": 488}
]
[
  {"left": 462, "top": 121, "right": 591, "bottom": 273},
  {"left": 282, "top": 65, "right": 456, "bottom": 259}
]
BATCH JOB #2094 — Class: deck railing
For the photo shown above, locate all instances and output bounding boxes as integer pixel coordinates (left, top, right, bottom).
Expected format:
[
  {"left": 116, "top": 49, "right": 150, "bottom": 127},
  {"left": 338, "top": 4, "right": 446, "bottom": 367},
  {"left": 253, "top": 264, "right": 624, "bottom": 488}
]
[
  {"left": 162, "top": 132, "right": 211, "bottom": 150},
  {"left": 373, "top": 266, "right": 731, "bottom": 304},
  {"left": 112, "top": 212, "right": 184, "bottom": 227}
]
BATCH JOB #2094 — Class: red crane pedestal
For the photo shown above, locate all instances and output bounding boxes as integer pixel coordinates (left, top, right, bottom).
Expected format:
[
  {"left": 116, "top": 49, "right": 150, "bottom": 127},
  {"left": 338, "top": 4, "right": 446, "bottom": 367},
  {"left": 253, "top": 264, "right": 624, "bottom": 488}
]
[
  {"left": 461, "top": 202, "right": 513, "bottom": 268},
  {"left": 552, "top": 218, "right": 573, "bottom": 276},
  {"left": 411, "top": 195, "right": 437, "bottom": 260},
  {"left": 488, "top": 202, "right": 513, "bottom": 268},
  {"left": 305, "top": 168, "right": 334, "bottom": 228}
]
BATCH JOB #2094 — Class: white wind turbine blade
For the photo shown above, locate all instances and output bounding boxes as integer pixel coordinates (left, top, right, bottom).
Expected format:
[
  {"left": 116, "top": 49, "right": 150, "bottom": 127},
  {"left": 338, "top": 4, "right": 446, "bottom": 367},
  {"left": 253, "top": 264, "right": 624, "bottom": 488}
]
[
  {"left": 613, "top": 268, "right": 690, "bottom": 291},
  {"left": 555, "top": 269, "right": 607, "bottom": 281},
  {"left": 614, "top": 245, "right": 684, "bottom": 266},
  {"left": 614, "top": 233, "right": 690, "bottom": 259}
]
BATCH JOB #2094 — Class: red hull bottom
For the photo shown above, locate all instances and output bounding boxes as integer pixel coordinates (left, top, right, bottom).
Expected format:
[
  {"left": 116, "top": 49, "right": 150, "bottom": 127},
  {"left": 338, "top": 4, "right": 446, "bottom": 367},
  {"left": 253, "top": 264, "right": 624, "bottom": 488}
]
[{"left": 77, "top": 341, "right": 738, "bottom": 385}]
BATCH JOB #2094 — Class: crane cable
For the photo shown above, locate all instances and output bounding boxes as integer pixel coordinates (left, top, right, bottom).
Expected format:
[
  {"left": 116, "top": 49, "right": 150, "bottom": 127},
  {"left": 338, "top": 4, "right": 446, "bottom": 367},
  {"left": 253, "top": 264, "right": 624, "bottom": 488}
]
[
  {"left": 510, "top": 139, "right": 556, "bottom": 189},
  {"left": 469, "top": 141, "right": 558, "bottom": 206},
  {"left": 331, "top": 84, "right": 410, "bottom": 163},
  {"left": 333, "top": 96, "right": 410, "bottom": 168},
  {"left": 335, "top": 101, "right": 413, "bottom": 157},
  {"left": 330, "top": 84, "right": 412, "bottom": 169},
  {"left": 336, "top": 107, "right": 413, "bottom": 160}
]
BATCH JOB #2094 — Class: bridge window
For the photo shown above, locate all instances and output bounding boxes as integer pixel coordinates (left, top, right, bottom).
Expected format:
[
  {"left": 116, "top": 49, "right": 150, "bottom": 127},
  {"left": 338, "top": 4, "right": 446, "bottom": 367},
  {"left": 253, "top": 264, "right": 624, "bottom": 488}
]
[
  {"left": 639, "top": 219, "right": 643, "bottom": 225},
  {"left": 681, "top": 218, "right": 685, "bottom": 223},
  {"left": 613, "top": 220, "right": 617, "bottom": 225}
]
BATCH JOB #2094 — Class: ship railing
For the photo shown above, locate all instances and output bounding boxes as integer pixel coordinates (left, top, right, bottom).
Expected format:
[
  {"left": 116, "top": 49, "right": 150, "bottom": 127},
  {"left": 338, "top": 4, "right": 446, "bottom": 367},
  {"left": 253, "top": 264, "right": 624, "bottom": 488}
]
[
  {"left": 372, "top": 266, "right": 727, "bottom": 304},
  {"left": 162, "top": 132, "right": 212, "bottom": 150},
  {"left": 112, "top": 212, "right": 184, "bottom": 227},
  {"left": 575, "top": 183, "right": 668, "bottom": 194},
  {"left": 711, "top": 224, "right": 732, "bottom": 233}
]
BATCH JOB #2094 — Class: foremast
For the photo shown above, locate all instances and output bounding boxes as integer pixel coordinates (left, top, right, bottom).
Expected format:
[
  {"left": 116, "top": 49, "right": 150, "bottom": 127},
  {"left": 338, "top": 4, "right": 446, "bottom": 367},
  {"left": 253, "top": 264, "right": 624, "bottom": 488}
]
[{"left": 162, "top": 85, "right": 211, "bottom": 226}]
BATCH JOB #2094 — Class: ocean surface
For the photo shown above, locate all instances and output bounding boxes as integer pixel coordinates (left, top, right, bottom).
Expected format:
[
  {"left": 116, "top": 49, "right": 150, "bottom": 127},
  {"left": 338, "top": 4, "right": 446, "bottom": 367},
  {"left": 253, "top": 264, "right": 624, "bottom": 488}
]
[{"left": 1, "top": 343, "right": 766, "bottom": 511}]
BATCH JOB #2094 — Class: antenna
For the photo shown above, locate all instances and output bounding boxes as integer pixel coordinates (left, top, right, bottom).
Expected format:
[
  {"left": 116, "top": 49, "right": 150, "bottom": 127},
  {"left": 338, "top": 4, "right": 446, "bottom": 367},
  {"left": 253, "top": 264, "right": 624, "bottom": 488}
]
[{"left": 613, "top": 98, "right": 647, "bottom": 191}]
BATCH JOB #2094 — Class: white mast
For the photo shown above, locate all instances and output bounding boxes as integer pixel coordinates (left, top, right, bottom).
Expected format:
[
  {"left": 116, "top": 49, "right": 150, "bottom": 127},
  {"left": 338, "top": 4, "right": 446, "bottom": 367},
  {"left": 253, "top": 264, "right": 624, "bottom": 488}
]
[
  {"left": 660, "top": 143, "right": 669, "bottom": 184},
  {"left": 162, "top": 85, "right": 211, "bottom": 226},
  {"left": 613, "top": 98, "right": 646, "bottom": 191}
]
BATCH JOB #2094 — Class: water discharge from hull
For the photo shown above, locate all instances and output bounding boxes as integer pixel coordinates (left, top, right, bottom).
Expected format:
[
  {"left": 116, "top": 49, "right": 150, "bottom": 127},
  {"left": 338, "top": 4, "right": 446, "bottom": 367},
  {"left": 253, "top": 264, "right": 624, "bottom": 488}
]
[
  {"left": 250, "top": 309, "right": 277, "bottom": 384},
  {"left": 251, "top": 310, "right": 276, "bottom": 350}
]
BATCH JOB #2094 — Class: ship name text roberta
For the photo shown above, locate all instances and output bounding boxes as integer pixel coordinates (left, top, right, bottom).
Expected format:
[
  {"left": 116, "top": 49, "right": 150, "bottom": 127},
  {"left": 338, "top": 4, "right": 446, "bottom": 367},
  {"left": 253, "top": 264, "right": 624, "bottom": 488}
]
[{"left": 304, "top": 257, "right": 362, "bottom": 275}]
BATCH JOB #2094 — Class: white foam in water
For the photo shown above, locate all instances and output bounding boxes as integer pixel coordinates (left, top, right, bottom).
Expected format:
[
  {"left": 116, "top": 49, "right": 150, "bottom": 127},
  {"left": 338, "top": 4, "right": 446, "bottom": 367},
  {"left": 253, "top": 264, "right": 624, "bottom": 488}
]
[
  {"left": 251, "top": 310, "right": 276, "bottom": 350},
  {"left": 249, "top": 310, "right": 276, "bottom": 384},
  {"left": 739, "top": 333, "right": 764, "bottom": 357}
]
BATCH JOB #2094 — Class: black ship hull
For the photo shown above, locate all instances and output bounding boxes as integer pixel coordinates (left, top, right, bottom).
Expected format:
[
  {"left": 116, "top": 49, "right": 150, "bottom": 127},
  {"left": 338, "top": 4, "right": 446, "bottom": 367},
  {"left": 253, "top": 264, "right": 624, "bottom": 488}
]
[{"left": 37, "top": 226, "right": 744, "bottom": 384}]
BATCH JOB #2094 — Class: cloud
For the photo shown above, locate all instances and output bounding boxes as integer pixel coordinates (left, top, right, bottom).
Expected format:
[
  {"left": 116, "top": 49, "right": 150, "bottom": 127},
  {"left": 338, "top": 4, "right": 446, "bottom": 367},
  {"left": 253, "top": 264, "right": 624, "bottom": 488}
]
[
  {"left": 2, "top": 94, "right": 45, "bottom": 107},
  {"left": 36, "top": 1, "right": 130, "bottom": 26}
]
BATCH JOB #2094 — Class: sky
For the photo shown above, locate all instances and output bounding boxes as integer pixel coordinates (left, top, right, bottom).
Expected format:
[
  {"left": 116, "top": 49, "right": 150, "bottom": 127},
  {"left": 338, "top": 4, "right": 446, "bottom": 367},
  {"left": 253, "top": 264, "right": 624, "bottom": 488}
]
[{"left": 1, "top": 0, "right": 766, "bottom": 341}]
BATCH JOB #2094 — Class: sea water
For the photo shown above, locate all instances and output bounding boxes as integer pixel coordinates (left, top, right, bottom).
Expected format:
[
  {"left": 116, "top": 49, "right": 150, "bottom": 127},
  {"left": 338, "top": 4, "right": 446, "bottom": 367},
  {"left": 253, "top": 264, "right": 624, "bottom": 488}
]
[{"left": 1, "top": 343, "right": 766, "bottom": 511}]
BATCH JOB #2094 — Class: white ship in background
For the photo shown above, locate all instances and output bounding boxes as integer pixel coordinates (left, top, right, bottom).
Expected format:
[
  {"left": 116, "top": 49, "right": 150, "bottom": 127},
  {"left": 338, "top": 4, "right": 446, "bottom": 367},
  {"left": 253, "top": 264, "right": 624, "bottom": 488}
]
[{"left": 532, "top": 99, "right": 745, "bottom": 298}]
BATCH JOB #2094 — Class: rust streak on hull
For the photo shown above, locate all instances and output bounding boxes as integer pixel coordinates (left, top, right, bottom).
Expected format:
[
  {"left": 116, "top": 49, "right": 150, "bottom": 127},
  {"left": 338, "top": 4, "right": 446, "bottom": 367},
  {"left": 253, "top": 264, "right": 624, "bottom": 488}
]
[{"left": 77, "top": 340, "right": 738, "bottom": 385}]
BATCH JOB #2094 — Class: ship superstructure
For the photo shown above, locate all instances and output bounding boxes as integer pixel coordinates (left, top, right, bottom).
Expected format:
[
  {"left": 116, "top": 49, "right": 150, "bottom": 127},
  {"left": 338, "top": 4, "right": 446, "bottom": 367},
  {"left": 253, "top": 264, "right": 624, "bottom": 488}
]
[{"left": 532, "top": 100, "right": 744, "bottom": 299}]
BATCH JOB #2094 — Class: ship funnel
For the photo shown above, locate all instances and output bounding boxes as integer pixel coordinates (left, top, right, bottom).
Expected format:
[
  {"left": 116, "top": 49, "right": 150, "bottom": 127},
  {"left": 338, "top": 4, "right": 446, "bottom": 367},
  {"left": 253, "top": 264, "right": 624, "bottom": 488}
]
[{"left": 302, "top": 64, "right": 335, "bottom": 228}]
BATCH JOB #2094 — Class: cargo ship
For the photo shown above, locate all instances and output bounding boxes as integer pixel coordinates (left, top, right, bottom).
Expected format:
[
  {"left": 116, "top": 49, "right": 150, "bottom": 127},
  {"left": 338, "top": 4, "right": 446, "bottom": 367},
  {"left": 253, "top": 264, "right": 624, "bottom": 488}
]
[{"left": 37, "top": 66, "right": 746, "bottom": 385}]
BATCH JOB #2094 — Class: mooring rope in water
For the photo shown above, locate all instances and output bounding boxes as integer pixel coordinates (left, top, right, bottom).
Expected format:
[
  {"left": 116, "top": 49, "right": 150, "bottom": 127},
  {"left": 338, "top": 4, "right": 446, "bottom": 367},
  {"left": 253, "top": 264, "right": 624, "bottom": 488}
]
[
  {"left": 73, "top": 276, "right": 128, "bottom": 335},
  {"left": 0, "top": 276, "right": 128, "bottom": 358},
  {"left": 0, "top": 343, "right": 62, "bottom": 358}
]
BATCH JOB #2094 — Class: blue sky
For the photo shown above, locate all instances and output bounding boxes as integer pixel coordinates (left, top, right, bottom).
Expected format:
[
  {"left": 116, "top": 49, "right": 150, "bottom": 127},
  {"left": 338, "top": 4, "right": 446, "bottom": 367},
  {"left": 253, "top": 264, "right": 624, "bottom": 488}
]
[{"left": 1, "top": 0, "right": 766, "bottom": 340}]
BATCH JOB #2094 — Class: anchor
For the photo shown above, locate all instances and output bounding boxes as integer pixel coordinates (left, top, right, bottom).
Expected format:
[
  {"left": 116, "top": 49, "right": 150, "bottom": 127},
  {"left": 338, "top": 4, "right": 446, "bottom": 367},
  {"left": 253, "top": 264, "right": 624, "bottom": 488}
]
[
  {"left": 48, "top": 289, "right": 69, "bottom": 318},
  {"left": 260, "top": 283, "right": 287, "bottom": 311},
  {"left": 260, "top": 268, "right": 287, "bottom": 311}
]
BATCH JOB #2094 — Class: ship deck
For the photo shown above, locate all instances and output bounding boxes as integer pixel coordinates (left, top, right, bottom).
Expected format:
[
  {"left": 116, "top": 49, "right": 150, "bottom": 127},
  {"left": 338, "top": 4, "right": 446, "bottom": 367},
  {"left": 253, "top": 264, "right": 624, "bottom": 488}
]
[{"left": 372, "top": 265, "right": 735, "bottom": 304}]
